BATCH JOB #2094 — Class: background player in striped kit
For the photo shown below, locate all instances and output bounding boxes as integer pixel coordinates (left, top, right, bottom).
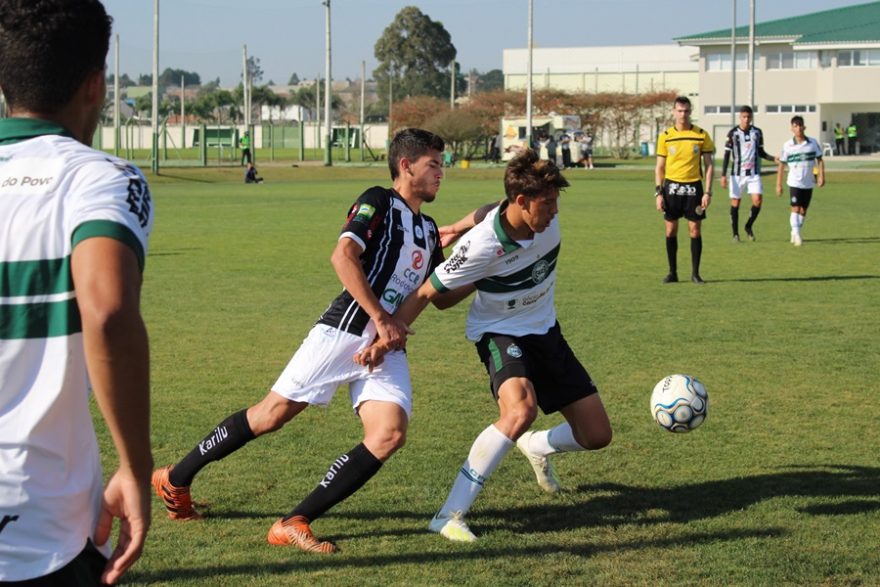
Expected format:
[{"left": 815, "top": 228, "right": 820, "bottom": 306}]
[{"left": 720, "top": 106, "right": 777, "bottom": 242}]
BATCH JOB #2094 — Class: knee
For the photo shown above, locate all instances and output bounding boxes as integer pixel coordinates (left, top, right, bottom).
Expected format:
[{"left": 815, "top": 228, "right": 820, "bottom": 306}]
[
  {"left": 248, "top": 399, "right": 301, "bottom": 436},
  {"left": 365, "top": 427, "right": 407, "bottom": 462},
  {"left": 501, "top": 404, "right": 538, "bottom": 439},
  {"left": 575, "top": 426, "right": 613, "bottom": 451}
]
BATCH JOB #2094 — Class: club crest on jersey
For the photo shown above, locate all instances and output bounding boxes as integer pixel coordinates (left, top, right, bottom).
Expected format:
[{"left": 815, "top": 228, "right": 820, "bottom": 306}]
[
  {"left": 353, "top": 203, "right": 376, "bottom": 223},
  {"left": 506, "top": 343, "right": 523, "bottom": 358},
  {"left": 531, "top": 260, "right": 550, "bottom": 284},
  {"left": 414, "top": 224, "right": 424, "bottom": 239},
  {"left": 693, "top": 145, "right": 700, "bottom": 154}
]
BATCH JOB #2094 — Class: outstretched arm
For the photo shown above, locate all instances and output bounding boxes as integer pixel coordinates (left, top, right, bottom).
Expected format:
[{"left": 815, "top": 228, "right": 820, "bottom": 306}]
[
  {"left": 440, "top": 201, "right": 500, "bottom": 248},
  {"left": 72, "top": 237, "right": 152, "bottom": 586}
]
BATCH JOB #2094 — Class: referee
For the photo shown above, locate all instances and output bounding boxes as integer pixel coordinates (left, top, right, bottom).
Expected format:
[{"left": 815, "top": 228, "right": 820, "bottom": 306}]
[{"left": 654, "top": 96, "right": 715, "bottom": 284}]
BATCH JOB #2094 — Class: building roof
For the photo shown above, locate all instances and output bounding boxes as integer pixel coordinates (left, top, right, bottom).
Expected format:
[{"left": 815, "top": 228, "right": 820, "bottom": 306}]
[{"left": 676, "top": 2, "right": 880, "bottom": 46}]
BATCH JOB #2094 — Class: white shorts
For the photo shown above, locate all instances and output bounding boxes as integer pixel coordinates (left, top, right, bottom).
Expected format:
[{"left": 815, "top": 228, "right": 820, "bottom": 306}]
[
  {"left": 271, "top": 324, "right": 412, "bottom": 417},
  {"left": 729, "top": 174, "right": 763, "bottom": 199}
]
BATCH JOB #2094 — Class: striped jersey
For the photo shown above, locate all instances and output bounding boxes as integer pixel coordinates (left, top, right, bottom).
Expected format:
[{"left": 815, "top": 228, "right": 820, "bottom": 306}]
[
  {"left": 656, "top": 125, "right": 715, "bottom": 183},
  {"left": 0, "top": 118, "right": 153, "bottom": 581},
  {"left": 318, "top": 187, "right": 443, "bottom": 336},
  {"left": 431, "top": 201, "right": 559, "bottom": 341},
  {"left": 779, "top": 136, "right": 823, "bottom": 189},
  {"left": 722, "top": 125, "right": 773, "bottom": 176}
]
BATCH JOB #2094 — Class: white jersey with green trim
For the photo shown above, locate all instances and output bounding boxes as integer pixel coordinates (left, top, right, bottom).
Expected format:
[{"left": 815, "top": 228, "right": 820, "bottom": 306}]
[
  {"left": 431, "top": 201, "right": 559, "bottom": 341},
  {"left": 0, "top": 119, "right": 153, "bottom": 581},
  {"left": 779, "top": 136, "right": 823, "bottom": 189}
]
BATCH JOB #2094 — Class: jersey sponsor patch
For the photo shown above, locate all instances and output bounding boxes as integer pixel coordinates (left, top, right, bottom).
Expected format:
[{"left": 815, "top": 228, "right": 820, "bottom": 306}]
[{"left": 506, "top": 343, "right": 523, "bottom": 358}]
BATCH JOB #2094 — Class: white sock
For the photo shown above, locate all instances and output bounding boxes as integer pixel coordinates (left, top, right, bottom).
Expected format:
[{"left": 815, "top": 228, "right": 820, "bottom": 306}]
[
  {"left": 798, "top": 213, "right": 806, "bottom": 228},
  {"left": 437, "top": 424, "right": 513, "bottom": 518},
  {"left": 790, "top": 212, "right": 800, "bottom": 235},
  {"left": 525, "top": 423, "right": 585, "bottom": 457}
]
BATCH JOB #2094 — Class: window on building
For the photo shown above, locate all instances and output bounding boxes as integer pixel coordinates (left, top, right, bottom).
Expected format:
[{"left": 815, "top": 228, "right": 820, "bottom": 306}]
[
  {"left": 765, "top": 104, "right": 816, "bottom": 114},
  {"left": 766, "top": 105, "right": 779, "bottom": 113},
  {"left": 819, "top": 51, "right": 832, "bottom": 68},
  {"left": 706, "top": 51, "right": 755, "bottom": 72},
  {"left": 838, "top": 49, "right": 880, "bottom": 67},
  {"left": 767, "top": 51, "right": 816, "bottom": 70}
]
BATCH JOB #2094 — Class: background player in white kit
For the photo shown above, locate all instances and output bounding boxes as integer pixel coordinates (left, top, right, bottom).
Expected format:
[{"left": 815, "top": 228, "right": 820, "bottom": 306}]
[
  {"left": 152, "top": 128, "right": 470, "bottom": 554},
  {"left": 357, "top": 150, "right": 613, "bottom": 542},
  {"left": 775, "top": 116, "right": 825, "bottom": 246},
  {"left": 720, "top": 106, "right": 777, "bottom": 242},
  {"left": 0, "top": 1, "right": 154, "bottom": 584}
]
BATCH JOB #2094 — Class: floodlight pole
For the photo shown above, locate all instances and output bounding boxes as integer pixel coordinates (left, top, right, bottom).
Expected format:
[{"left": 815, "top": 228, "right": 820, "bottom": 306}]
[
  {"left": 360, "top": 60, "right": 366, "bottom": 161},
  {"left": 151, "top": 0, "right": 159, "bottom": 174},
  {"left": 748, "top": 0, "right": 756, "bottom": 110},
  {"left": 731, "top": 0, "right": 737, "bottom": 125},
  {"left": 450, "top": 61, "right": 455, "bottom": 109},
  {"left": 181, "top": 75, "right": 186, "bottom": 150},
  {"left": 323, "top": 0, "right": 332, "bottom": 166},
  {"left": 526, "top": 0, "right": 533, "bottom": 150},
  {"left": 114, "top": 34, "right": 120, "bottom": 156}
]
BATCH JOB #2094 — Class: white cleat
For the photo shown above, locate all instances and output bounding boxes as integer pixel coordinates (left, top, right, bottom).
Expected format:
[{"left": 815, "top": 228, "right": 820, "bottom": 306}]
[
  {"left": 516, "top": 431, "right": 561, "bottom": 493},
  {"left": 793, "top": 233, "right": 803, "bottom": 246},
  {"left": 428, "top": 511, "right": 477, "bottom": 543}
]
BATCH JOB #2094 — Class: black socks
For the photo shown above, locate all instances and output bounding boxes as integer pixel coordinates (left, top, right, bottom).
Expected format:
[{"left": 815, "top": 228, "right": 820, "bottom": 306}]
[{"left": 169, "top": 409, "right": 256, "bottom": 487}]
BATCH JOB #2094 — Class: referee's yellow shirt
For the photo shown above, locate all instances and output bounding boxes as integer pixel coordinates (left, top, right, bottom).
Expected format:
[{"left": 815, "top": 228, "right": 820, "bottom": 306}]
[{"left": 656, "top": 125, "right": 715, "bottom": 183}]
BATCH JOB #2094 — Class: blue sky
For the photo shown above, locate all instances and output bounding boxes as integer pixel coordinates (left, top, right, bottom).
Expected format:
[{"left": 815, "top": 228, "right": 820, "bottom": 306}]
[{"left": 101, "top": 0, "right": 869, "bottom": 86}]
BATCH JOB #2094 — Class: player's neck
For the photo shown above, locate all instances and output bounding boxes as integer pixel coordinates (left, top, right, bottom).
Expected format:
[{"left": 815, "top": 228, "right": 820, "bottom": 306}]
[
  {"left": 500, "top": 204, "right": 534, "bottom": 241},
  {"left": 675, "top": 121, "right": 692, "bottom": 132},
  {"left": 392, "top": 184, "right": 423, "bottom": 214}
]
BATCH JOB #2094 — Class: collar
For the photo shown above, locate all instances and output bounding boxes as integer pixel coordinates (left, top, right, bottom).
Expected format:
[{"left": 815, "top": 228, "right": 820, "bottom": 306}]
[
  {"left": 493, "top": 200, "right": 525, "bottom": 253},
  {"left": 0, "top": 118, "right": 75, "bottom": 145}
]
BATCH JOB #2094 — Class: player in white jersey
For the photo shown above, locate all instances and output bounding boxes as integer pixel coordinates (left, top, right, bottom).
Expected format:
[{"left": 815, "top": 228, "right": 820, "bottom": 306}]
[
  {"left": 152, "top": 129, "right": 470, "bottom": 554},
  {"left": 775, "top": 116, "right": 825, "bottom": 246},
  {"left": 720, "top": 106, "right": 777, "bottom": 242},
  {"left": 357, "top": 150, "right": 612, "bottom": 542},
  {"left": 0, "top": 1, "right": 154, "bottom": 584}
]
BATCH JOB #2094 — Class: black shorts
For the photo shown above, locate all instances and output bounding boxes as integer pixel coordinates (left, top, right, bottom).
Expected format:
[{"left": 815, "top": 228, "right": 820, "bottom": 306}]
[
  {"left": 789, "top": 186, "right": 813, "bottom": 209},
  {"left": 5, "top": 541, "right": 106, "bottom": 586},
  {"left": 475, "top": 322, "right": 598, "bottom": 414},
  {"left": 662, "top": 180, "right": 706, "bottom": 221}
]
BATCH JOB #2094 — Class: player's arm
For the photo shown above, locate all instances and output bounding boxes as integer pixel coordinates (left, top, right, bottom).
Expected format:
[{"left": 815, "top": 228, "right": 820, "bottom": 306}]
[
  {"left": 71, "top": 237, "right": 152, "bottom": 586},
  {"left": 702, "top": 152, "right": 715, "bottom": 209},
  {"left": 439, "top": 201, "right": 500, "bottom": 248},
  {"left": 720, "top": 132, "right": 732, "bottom": 188},
  {"left": 654, "top": 155, "right": 666, "bottom": 211},
  {"left": 816, "top": 157, "right": 825, "bottom": 188},
  {"left": 775, "top": 159, "right": 785, "bottom": 196},
  {"left": 331, "top": 237, "right": 411, "bottom": 347}
]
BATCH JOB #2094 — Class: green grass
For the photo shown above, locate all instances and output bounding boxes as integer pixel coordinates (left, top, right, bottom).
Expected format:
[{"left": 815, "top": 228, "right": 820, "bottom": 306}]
[{"left": 102, "top": 166, "right": 880, "bottom": 586}]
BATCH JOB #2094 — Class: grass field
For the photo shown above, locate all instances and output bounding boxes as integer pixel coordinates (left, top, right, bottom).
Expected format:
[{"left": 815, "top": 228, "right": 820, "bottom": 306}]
[{"left": 105, "top": 164, "right": 880, "bottom": 586}]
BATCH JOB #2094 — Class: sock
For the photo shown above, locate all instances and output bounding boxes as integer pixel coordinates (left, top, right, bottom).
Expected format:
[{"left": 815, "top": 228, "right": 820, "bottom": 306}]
[
  {"left": 798, "top": 213, "right": 806, "bottom": 228},
  {"left": 170, "top": 409, "right": 256, "bottom": 487},
  {"left": 665, "top": 236, "right": 678, "bottom": 275},
  {"left": 730, "top": 205, "right": 739, "bottom": 236},
  {"left": 524, "top": 423, "right": 585, "bottom": 457},
  {"left": 790, "top": 212, "right": 800, "bottom": 235},
  {"left": 745, "top": 205, "right": 761, "bottom": 230},
  {"left": 287, "top": 443, "right": 383, "bottom": 522},
  {"left": 690, "top": 236, "right": 703, "bottom": 277},
  {"left": 437, "top": 425, "right": 513, "bottom": 518}
]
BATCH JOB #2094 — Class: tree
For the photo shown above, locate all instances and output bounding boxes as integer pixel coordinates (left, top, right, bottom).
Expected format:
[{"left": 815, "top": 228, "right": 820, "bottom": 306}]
[
  {"left": 107, "top": 73, "right": 135, "bottom": 88},
  {"left": 158, "top": 68, "right": 201, "bottom": 87},
  {"left": 288, "top": 72, "right": 300, "bottom": 86},
  {"left": 477, "top": 69, "right": 504, "bottom": 93},
  {"left": 246, "top": 56, "right": 263, "bottom": 85},
  {"left": 373, "top": 6, "right": 456, "bottom": 105},
  {"left": 137, "top": 73, "right": 152, "bottom": 86}
]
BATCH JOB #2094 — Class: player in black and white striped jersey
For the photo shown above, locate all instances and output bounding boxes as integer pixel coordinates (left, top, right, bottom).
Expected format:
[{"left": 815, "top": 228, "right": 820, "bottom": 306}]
[{"left": 720, "top": 106, "right": 778, "bottom": 242}]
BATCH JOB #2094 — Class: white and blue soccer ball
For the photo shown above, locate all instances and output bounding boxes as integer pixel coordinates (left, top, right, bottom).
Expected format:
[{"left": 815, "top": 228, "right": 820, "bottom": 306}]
[{"left": 650, "top": 374, "right": 708, "bottom": 433}]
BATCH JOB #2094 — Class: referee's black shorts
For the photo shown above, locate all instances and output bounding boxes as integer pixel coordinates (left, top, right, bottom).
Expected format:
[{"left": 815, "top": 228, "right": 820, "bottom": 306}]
[
  {"left": 662, "top": 180, "right": 706, "bottom": 221},
  {"left": 475, "top": 322, "right": 598, "bottom": 414}
]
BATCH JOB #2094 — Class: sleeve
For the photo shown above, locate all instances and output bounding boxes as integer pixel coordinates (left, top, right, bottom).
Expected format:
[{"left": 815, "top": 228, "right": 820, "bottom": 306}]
[
  {"left": 755, "top": 128, "right": 774, "bottom": 162},
  {"left": 425, "top": 217, "right": 445, "bottom": 274},
  {"left": 779, "top": 142, "right": 789, "bottom": 163},
  {"left": 339, "top": 186, "right": 390, "bottom": 251},
  {"left": 813, "top": 139, "right": 824, "bottom": 160},
  {"left": 656, "top": 131, "right": 667, "bottom": 157},
  {"left": 430, "top": 230, "right": 495, "bottom": 293},
  {"left": 68, "top": 157, "right": 154, "bottom": 271},
  {"left": 722, "top": 129, "right": 734, "bottom": 175},
  {"left": 702, "top": 129, "right": 715, "bottom": 154}
]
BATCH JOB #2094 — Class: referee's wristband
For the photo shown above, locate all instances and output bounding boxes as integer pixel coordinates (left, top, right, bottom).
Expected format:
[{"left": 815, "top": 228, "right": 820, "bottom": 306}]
[{"left": 655, "top": 185, "right": 663, "bottom": 197}]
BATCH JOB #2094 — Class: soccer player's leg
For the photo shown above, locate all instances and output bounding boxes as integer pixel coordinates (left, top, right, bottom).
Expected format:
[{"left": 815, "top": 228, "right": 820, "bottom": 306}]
[
  {"left": 662, "top": 189, "right": 683, "bottom": 283},
  {"left": 744, "top": 177, "right": 763, "bottom": 241},
  {"left": 688, "top": 218, "right": 705, "bottom": 284},
  {"left": 729, "top": 177, "right": 742, "bottom": 241}
]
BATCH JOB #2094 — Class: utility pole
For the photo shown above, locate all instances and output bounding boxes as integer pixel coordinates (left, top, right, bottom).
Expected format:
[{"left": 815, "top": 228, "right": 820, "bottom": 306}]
[
  {"left": 323, "top": 0, "right": 332, "bottom": 166},
  {"left": 731, "top": 0, "right": 737, "bottom": 125},
  {"left": 151, "top": 0, "right": 159, "bottom": 174},
  {"left": 526, "top": 0, "right": 534, "bottom": 150}
]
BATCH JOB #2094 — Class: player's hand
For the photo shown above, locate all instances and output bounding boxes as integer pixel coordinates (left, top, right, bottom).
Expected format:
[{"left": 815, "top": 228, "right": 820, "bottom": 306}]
[
  {"left": 655, "top": 194, "right": 665, "bottom": 212},
  {"left": 775, "top": 185, "right": 783, "bottom": 197},
  {"left": 817, "top": 176, "right": 825, "bottom": 188},
  {"left": 354, "top": 340, "right": 395, "bottom": 372},
  {"left": 439, "top": 224, "right": 462, "bottom": 248},
  {"left": 719, "top": 176, "right": 727, "bottom": 189},
  {"left": 95, "top": 469, "right": 151, "bottom": 585},
  {"left": 374, "top": 313, "right": 412, "bottom": 348},
  {"left": 701, "top": 193, "right": 711, "bottom": 211}
]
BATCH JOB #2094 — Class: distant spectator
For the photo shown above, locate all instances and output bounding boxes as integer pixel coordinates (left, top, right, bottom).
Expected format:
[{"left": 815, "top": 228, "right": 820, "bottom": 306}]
[
  {"left": 245, "top": 162, "right": 263, "bottom": 184},
  {"left": 834, "top": 123, "right": 845, "bottom": 156},
  {"left": 847, "top": 121, "right": 858, "bottom": 155},
  {"left": 559, "top": 132, "right": 573, "bottom": 168},
  {"left": 579, "top": 131, "right": 595, "bottom": 169},
  {"left": 240, "top": 130, "right": 252, "bottom": 165}
]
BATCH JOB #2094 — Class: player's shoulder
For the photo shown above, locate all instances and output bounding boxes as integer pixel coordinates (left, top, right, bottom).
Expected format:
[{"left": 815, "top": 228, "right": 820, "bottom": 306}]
[{"left": 692, "top": 125, "right": 710, "bottom": 138}]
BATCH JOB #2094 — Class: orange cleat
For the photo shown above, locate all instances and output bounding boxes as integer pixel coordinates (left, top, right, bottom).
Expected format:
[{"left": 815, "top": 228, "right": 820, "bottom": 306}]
[
  {"left": 151, "top": 465, "right": 202, "bottom": 521},
  {"left": 267, "top": 516, "right": 338, "bottom": 554}
]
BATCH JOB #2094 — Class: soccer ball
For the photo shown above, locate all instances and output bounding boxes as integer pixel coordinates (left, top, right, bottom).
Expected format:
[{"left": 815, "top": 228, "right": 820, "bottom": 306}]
[{"left": 650, "top": 374, "right": 708, "bottom": 433}]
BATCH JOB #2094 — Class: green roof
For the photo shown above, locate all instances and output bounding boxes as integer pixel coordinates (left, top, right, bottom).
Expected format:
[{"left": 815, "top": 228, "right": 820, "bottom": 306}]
[{"left": 676, "top": 2, "right": 880, "bottom": 45}]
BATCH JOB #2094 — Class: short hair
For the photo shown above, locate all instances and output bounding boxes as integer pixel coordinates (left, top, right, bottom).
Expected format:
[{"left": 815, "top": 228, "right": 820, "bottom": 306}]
[
  {"left": 503, "top": 149, "right": 570, "bottom": 202},
  {"left": 674, "top": 96, "right": 692, "bottom": 108},
  {"left": 739, "top": 105, "right": 753, "bottom": 115},
  {"left": 0, "top": 0, "right": 112, "bottom": 113},
  {"left": 791, "top": 116, "right": 805, "bottom": 126},
  {"left": 387, "top": 128, "right": 445, "bottom": 180}
]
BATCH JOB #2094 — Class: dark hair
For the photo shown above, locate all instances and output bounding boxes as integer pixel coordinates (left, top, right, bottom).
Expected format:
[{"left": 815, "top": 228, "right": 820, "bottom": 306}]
[
  {"left": 791, "top": 116, "right": 805, "bottom": 126},
  {"left": 674, "top": 96, "right": 692, "bottom": 108},
  {"left": 739, "top": 105, "right": 753, "bottom": 115},
  {"left": 503, "top": 149, "right": 570, "bottom": 202},
  {"left": 387, "top": 128, "right": 445, "bottom": 180},
  {"left": 0, "top": 0, "right": 112, "bottom": 113}
]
